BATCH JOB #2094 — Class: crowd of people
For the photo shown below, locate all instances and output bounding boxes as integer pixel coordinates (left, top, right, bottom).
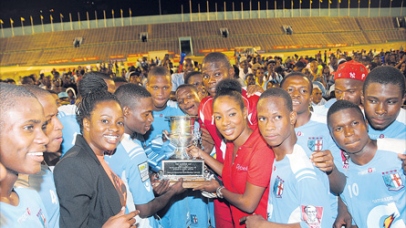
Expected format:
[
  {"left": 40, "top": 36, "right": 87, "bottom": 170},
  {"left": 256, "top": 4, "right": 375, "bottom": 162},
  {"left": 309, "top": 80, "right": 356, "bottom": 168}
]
[{"left": 0, "top": 47, "right": 405, "bottom": 228}]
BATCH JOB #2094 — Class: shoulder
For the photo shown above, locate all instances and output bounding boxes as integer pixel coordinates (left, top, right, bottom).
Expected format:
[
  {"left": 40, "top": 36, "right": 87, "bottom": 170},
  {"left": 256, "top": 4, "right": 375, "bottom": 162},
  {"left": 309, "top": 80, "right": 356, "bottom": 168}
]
[{"left": 396, "top": 108, "right": 406, "bottom": 124}]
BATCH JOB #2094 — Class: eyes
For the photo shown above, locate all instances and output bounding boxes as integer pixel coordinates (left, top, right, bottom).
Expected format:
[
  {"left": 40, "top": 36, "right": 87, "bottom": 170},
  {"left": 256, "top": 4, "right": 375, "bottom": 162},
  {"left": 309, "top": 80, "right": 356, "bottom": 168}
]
[
  {"left": 333, "top": 121, "right": 359, "bottom": 132},
  {"left": 101, "top": 119, "right": 124, "bottom": 126},
  {"left": 258, "top": 115, "right": 282, "bottom": 122},
  {"left": 151, "top": 86, "right": 170, "bottom": 90},
  {"left": 367, "top": 98, "right": 398, "bottom": 105},
  {"left": 214, "top": 112, "right": 236, "bottom": 120},
  {"left": 202, "top": 72, "right": 222, "bottom": 80},
  {"left": 286, "top": 87, "right": 309, "bottom": 95}
]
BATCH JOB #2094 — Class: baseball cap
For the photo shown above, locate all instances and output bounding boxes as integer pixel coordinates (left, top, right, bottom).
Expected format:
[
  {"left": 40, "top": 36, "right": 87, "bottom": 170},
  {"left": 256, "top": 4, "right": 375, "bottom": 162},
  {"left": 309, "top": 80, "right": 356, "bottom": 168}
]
[
  {"left": 58, "top": 92, "right": 69, "bottom": 99},
  {"left": 335, "top": 60, "right": 368, "bottom": 81}
]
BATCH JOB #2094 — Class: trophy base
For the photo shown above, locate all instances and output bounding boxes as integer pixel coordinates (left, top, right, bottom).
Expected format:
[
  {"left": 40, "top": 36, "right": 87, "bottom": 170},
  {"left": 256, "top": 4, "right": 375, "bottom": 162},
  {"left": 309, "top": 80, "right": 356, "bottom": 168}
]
[
  {"left": 168, "top": 176, "right": 211, "bottom": 189},
  {"left": 158, "top": 160, "right": 211, "bottom": 188}
]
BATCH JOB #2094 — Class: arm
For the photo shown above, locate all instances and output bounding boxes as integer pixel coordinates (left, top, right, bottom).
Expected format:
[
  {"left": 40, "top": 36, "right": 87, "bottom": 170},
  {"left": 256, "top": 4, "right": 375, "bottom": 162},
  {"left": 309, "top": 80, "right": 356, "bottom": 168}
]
[
  {"left": 135, "top": 179, "right": 185, "bottom": 218},
  {"left": 102, "top": 208, "right": 139, "bottom": 228},
  {"left": 187, "top": 145, "right": 223, "bottom": 175},
  {"left": 311, "top": 150, "right": 346, "bottom": 195},
  {"left": 333, "top": 196, "right": 357, "bottom": 228}
]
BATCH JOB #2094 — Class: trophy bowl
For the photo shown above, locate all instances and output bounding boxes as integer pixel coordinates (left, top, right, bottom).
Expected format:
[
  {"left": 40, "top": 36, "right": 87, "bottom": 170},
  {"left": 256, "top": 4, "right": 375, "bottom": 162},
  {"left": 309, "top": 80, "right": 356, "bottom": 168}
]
[{"left": 164, "top": 116, "right": 197, "bottom": 159}]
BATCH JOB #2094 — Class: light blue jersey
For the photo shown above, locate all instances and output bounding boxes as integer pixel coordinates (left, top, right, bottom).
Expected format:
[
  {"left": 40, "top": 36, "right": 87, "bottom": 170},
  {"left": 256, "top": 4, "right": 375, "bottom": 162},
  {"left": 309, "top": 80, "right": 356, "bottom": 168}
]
[
  {"left": 295, "top": 112, "right": 339, "bottom": 219},
  {"left": 58, "top": 104, "right": 80, "bottom": 157},
  {"left": 0, "top": 188, "right": 49, "bottom": 228},
  {"left": 171, "top": 73, "right": 185, "bottom": 92},
  {"left": 15, "top": 165, "right": 60, "bottom": 228},
  {"left": 144, "top": 100, "right": 185, "bottom": 146},
  {"left": 268, "top": 144, "right": 333, "bottom": 227},
  {"left": 368, "top": 109, "right": 406, "bottom": 140},
  {"left": 341, "top": 138, "right": 406, "bottom": 228},
  {"left": 105, "top": 133, "right": 160, "bottom": 228},
  {"left": 146, "top": 101, "right": 191, "bottom": 228}
]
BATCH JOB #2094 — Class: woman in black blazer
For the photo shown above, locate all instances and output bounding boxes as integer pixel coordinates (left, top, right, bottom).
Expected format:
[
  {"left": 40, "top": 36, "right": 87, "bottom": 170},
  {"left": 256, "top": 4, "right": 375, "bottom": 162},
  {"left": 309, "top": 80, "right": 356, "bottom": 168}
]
[{"left": 54, "top": 90, "right": 138, "bottom": 228}]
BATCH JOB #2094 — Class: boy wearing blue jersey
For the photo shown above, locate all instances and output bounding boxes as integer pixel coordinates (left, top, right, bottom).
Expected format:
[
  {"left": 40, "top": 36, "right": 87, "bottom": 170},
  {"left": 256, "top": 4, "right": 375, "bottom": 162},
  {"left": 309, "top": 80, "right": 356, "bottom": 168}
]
[
  {"left": 327, "top": 100, "right": 405, "bottom": 227},
  {"left": 15, "top": 86, "right": 64, "bottom": 228},
  {"left": 145, "top": 66, "right": 192, "bottom": 228},
  {"left": 105, "top": 83, "right": 185, "bottom": 228},
  {"left": 246, "top": 88, "right": 333, "bottom": 228},
  {"left": 361, "top": 66, "right": 406, "bottom": 140}
]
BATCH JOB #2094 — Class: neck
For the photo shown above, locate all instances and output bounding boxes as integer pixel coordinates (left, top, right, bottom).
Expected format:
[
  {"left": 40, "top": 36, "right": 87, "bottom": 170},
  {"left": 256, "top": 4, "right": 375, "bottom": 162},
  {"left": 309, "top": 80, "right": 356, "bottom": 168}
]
[
  {"left": 349, "top": 139, "right": 377, "bottom": 166},
  {"left": 153, "top": 104, "right": 167, "bottom": 112},
  {"left": 0, "top": 172, "right": 19, "bottom": 204},
  {"left": 295, "top": 110, "right": 311, "bottom": 128},
  {"left": 233, "top": 125, "right": 253, "bottom": 149},
  {"left": 273, "top": 129, "right": 297, "bottom": 161}
]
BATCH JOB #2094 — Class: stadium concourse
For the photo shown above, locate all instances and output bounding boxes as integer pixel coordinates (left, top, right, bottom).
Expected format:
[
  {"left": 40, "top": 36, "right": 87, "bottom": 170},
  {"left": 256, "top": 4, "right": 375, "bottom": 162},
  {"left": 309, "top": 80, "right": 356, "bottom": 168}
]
[
  {"left": 1, "top": 41, "right": 405, "bottom": 79},
  {"left": 0, "top": 16, "right": 405, "bottom": 79}
]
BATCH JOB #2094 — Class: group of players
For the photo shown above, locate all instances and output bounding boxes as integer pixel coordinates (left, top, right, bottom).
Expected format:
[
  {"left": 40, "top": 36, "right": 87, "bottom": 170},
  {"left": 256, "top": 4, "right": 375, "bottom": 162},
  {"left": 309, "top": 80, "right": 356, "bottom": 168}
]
[{"left": 0, "top": 51, "right": 405, "bottom": 228}]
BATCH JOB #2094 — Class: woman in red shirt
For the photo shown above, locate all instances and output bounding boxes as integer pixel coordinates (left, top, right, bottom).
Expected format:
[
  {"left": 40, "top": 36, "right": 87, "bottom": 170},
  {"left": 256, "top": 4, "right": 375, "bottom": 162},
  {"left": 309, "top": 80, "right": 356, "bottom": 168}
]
[{"left": 188, "top": 79, "right": 274, "bottom": 228}]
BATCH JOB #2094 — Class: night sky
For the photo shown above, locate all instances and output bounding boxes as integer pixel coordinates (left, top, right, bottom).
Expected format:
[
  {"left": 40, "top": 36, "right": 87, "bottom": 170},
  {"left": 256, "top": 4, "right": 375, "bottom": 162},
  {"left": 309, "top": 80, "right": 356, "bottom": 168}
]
[{"left": 0, "top": 0, "right": 403, "bottom": 27}]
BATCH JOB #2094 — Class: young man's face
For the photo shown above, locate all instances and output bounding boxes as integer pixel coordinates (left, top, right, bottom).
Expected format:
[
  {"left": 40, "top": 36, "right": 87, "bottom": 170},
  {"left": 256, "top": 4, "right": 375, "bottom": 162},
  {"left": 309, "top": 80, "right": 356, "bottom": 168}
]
[
  {"left": 328, "top": 108, "right": 369, "bottom": 154},
  {"left": 0, "top": 98, "right": 49, "bottom": 175},
  {"left": 176, "top": 87, "right": 201, "bottom": 116},
  {"left": 257, "top": 96, "right": 296, "bottom": 148},
  {"left": 201, "top": 61, "right": 230, "bottom": 97},
  {"left": 335, "top": 79, "right": 363, "bottom": 105},
  {"left": 187, "top": 73, "right": 208, "bottom": 100},
  {"left": 146, "top": 75, "right": 172, "bottom": 110},
  {"left": 124, "top": 97, "right": 154, "bottom": 135},
  {"left": 281, "top": 76, "right": 312, "bottom": 115},
  {"left": 362, "top": 82, "right": 406, "bottom": 130},
  {"left": 38, "top": 94, "right": 64, "bottom": 153}
]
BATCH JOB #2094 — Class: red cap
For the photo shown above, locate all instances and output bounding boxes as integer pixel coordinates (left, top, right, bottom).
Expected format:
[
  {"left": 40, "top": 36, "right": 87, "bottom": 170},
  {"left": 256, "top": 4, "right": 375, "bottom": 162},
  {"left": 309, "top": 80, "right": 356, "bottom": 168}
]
[{"left": 335, "top": 60, "right": 368, "bottom": 81}]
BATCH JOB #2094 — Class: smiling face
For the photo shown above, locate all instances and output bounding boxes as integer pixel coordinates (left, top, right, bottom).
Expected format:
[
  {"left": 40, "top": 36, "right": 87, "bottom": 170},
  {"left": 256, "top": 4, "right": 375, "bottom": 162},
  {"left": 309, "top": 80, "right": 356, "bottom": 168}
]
[
  {"left": 83, "top": 100, "right": 124, "bottom": 156},
  {"left": 328, "top": 108, "right": 369, "bottom": 154},
  {"left": 38, "top": 94, "right": 64, "bottom": 153},
  {"left": 187, "top": 73, "right": 208, "bottom": 100},
  {"left": 176, "top": 87, "right": 201, "bottom": 116},
  {"left": 124, "top": 97, "right": 154, "bottom": 135},
  {"left": 257, "top": 96, "right": 296, "bottom": 148},
  {"left": 0, "top": 98, "right": 49, "bottom": 175},
  {"left": 281, "top": 75, "right": 312, "bottom": 115},
  {"left": 213, "top": 96, "right": 247, "bottom": 144},
  {"left": 146, "top": 75, "right": 172, "bottom": 111},
  {"left": 362, "top": 82, "right": 406, "bottom": 130},
  {"left": 202, "top": 61, "right": 230, "bottom": 97}
]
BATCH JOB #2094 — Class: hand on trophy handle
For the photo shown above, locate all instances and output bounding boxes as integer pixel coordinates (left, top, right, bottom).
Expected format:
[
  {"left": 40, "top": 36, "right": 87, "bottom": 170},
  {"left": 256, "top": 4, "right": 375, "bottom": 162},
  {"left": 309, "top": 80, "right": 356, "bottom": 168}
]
[
  {"left": 186, "top": 145, "right": 204, "bottom": 159},
  {"left": 200, "top": 127, "right": 215, "bottom": 154}
]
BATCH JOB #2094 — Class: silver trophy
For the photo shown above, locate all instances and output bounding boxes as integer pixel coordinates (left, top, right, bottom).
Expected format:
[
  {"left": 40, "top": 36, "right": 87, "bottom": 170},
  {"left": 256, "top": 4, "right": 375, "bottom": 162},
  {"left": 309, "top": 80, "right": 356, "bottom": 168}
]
[{"left": 163, "top": 116, "right": 198, "bottom": 159}]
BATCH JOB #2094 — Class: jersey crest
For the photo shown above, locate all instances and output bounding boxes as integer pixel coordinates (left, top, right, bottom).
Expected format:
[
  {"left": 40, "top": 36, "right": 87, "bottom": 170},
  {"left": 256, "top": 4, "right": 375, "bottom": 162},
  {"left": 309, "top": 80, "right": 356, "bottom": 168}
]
[
  {"left": 307, "top": 137, "right": 323, "bottom": 151},
  {"left": 273, "top": 176, "right": 284, "bottom": 198},
  {"left": 382, "top": 170, "right": 404, "bottom": 191},
  {"left": 191, "top": 214, "right": 198, "bottom": 224}
]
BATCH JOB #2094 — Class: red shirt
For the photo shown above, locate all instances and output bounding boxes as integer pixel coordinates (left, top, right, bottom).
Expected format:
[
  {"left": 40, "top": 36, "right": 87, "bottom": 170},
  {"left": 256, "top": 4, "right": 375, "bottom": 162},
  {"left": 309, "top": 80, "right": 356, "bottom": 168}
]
[
  {"left": 198, "top": 89, "right": 260, "bottom": 163},
  {"left": 222, "top": 128, "right": 274, "bottom": 227}
]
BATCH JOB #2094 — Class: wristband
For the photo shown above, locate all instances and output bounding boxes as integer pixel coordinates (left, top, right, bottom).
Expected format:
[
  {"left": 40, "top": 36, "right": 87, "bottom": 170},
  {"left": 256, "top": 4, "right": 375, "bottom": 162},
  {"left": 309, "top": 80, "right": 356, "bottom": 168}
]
[{"left": 216, "top": 186, "right": 225, "bottom": 198}]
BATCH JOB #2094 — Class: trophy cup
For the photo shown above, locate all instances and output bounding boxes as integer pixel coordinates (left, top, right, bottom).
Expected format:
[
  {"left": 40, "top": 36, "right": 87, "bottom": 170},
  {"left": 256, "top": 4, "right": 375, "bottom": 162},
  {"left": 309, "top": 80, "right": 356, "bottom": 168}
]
[{"left": 160, "top": 116, "right": 211, "bottom": 188}]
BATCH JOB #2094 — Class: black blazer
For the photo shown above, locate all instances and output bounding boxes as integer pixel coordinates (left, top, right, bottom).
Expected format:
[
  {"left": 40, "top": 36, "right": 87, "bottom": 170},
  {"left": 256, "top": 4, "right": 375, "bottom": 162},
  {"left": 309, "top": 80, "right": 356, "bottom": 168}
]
[{"left": 54, "top": 135, "right": 122, "bottom": 228}]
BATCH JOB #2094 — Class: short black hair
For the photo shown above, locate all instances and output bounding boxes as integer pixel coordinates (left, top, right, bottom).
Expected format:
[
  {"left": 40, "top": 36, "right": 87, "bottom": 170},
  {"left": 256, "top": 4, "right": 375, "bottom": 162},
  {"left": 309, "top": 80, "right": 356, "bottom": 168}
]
[
  {"left": 259, "top": 88, "right": 293, "bottom": 112},
  {"left": 280, "top": 72, "right": 313, "bottom": 93},
  {"left": 22, "top": 85, "right": 52, "bottom": 99},
  {"left": 213, "top": 78, "right": 244, "bottom": 111},
  {"left": 202, "top": 52, "right": 231, "bottom": 69},
  {"left": 114, "top": 83, "right": 151, "bottom": 109},
  {"left": 184, "top": 71, "right": 202, "bottom": 84},
  {"left": 113, "top": 77, "right": 128, "bottom": 83},
  {"left": 327, "top": 100, "right": 365, "bottom": 129},
  {"left": 363, "top": 66, "right": 405, "bottom": 95},
  {"left": 0, "top": 83, "right": 36, "bottom": 131},
  {"left": 176, "top": 84, "right": 198, "bottom": 94}
]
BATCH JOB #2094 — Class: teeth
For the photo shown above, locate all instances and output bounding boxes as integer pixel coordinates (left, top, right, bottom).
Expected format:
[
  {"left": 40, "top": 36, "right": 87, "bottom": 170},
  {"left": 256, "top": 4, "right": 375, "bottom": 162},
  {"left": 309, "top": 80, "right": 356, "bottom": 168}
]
[
  {"left": 28, "top": 152, "right": 43, "bottom": 156},
  {"left": 104, "top": 136, "right": 118, "bottom": 140}
]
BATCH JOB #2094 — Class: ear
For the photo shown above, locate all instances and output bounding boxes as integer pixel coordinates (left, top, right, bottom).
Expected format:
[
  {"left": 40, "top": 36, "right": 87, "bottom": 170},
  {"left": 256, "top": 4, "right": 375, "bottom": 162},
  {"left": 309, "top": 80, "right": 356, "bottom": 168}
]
[
  {"left": 289, "top": 111, "right": 297, "bottom": 126},
  {"left": 83, "top": 118, "right": 90, "bottom": 132},
  {"left": 122, "top": 106, "right": 130, "bottom": 117}
]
